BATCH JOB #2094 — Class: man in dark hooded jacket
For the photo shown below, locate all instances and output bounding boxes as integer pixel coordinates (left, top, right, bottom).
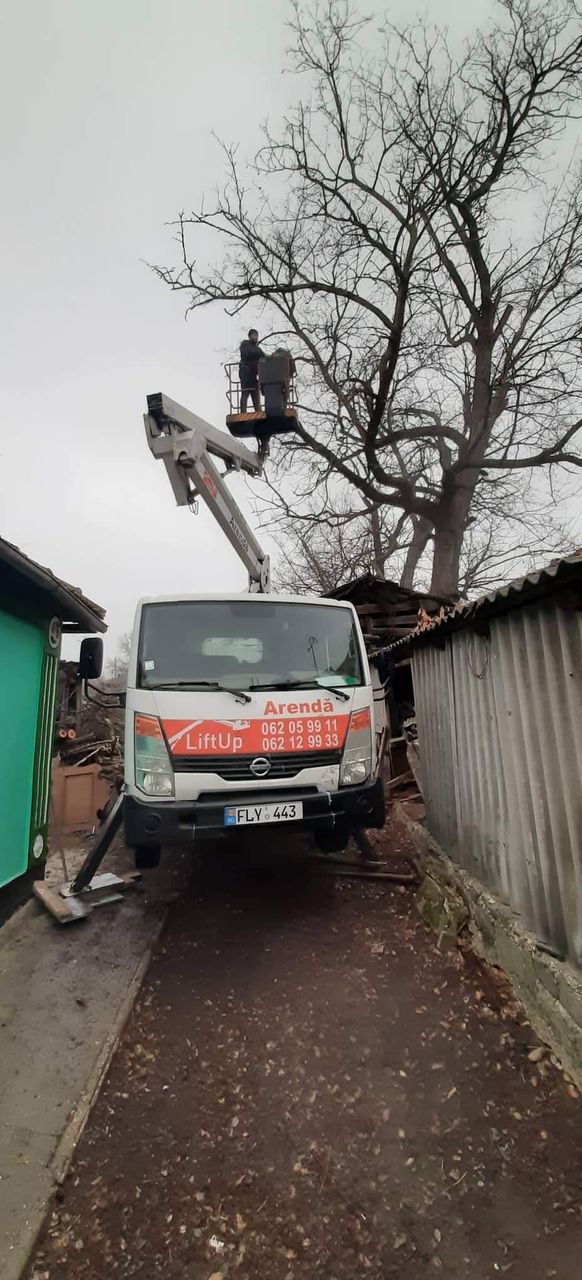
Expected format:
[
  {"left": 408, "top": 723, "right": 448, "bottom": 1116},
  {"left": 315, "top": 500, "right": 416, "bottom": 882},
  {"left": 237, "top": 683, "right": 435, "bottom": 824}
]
[{"left": 238, "top": 329, "right": 265, "bottom": 412}]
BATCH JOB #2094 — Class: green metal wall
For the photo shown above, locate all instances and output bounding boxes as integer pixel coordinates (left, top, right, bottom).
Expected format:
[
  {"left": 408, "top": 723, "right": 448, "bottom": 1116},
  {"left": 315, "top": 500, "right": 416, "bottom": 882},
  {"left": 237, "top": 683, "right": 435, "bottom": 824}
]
[{"left": 0, "top": 608, "right": 60, "bottom": 889}]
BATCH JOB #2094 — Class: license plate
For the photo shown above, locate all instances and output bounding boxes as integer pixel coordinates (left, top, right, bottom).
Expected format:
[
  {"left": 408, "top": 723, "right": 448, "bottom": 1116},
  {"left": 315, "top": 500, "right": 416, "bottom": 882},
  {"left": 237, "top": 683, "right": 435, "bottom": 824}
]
[{"left": 224, "top": 801, "right": 303, "bottom": 826}]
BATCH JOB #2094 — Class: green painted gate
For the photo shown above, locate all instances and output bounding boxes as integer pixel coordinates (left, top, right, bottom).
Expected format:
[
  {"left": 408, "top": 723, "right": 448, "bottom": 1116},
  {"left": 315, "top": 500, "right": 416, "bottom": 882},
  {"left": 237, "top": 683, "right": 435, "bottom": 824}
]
[{"left": 0, "top": 608, "right": 58, "bottom": 889}]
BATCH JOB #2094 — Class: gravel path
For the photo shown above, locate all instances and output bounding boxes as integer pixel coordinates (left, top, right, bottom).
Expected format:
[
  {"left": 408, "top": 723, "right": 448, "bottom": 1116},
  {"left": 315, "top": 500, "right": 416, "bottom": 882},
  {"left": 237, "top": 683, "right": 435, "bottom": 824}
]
[{"left": 31, "top": 821, "right": 582, "bottom": 1279}]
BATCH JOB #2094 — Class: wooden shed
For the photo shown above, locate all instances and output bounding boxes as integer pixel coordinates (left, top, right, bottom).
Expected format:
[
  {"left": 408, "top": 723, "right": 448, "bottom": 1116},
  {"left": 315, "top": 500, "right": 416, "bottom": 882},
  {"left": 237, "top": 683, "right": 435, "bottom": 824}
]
[
  {"left": 325, "top": 573, "right": 448, "bottom": 649},
  {"left": 0, "top": 537, "right": 106, "bottom": 908}
]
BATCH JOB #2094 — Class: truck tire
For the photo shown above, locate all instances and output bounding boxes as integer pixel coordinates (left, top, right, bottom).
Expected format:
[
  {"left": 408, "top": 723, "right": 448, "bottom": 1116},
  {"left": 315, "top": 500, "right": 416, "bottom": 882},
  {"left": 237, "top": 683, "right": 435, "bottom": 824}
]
[
  {"left": 134, "top": 845, "right": 161, "bottom": 870},
  {"left": 315, "top": 824, "right": 351, "bottom": 854}
]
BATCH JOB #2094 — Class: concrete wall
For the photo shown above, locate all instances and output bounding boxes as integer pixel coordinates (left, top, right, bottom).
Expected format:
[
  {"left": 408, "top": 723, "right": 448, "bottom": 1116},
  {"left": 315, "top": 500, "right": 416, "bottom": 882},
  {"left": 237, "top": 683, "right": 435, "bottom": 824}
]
[{"left": 407, "top": 818, "right": 582, "bottom": 1093}]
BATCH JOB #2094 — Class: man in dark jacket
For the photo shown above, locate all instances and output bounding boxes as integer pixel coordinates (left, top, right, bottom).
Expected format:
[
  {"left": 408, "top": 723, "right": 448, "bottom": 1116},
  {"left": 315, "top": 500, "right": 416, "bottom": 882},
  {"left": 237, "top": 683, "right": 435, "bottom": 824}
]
[{"left": 239, "top": 329, "right": 264, "bottom": 412}]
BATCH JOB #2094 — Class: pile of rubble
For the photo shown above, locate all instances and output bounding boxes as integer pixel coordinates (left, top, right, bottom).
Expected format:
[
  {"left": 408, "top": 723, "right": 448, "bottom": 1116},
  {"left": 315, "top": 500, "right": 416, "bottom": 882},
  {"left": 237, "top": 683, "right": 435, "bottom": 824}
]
[
  {"left": 56, "top": 730, "right": 122, "bottom": 787},
  {"left": 52, "top": 662, "right": 124, "bottom": 832}
]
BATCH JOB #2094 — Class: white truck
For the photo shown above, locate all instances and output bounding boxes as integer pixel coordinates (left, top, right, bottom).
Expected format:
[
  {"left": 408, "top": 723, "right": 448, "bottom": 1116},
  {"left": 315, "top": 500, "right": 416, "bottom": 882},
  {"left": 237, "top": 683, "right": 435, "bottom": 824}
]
[{"left": 123, "top": 393, "right": 386, "bottom": 867}]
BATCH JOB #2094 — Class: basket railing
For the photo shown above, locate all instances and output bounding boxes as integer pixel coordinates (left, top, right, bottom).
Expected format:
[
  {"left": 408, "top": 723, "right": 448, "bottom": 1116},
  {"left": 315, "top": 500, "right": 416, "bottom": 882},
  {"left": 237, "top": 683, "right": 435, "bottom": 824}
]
[{"left": 225, "top": 361, "right": 297, "bottom": 414}]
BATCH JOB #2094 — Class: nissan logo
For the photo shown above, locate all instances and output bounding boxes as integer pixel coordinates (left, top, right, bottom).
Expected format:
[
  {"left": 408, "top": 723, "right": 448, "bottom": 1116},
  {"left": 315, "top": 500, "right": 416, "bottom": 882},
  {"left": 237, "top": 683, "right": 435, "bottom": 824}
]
[{"left": 250, "top": 756, "right": 271, "bottom": 778}]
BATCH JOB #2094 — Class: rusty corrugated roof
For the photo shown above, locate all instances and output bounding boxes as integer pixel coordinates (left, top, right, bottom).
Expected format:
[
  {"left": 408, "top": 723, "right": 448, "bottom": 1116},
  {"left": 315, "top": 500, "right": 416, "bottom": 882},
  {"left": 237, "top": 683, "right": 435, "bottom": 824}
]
[
  {"left": 377, "top": 549, "right": 582, "bottom": 656},
  {"left": 0, "top": 536, "right": 107, "bottom": 632}
]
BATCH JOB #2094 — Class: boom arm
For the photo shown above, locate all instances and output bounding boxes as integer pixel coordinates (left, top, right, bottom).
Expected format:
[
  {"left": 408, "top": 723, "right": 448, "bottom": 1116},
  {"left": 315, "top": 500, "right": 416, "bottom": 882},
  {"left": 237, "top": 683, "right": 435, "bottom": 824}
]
[{"left": 144, "top": 392, "right": 270, "bottom": 593}]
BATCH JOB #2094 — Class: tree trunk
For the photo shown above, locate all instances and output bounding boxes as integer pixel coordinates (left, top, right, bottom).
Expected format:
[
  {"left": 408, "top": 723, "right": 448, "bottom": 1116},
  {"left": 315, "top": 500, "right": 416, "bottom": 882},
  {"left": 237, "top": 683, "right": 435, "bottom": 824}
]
[
  {"left": 400, "top": 517, "right": 433, "bottom": 589},
  {"left": 430, "top": 525, "right": 465, "bottom": 596},
  {"left": 430, "top": 468, "right": 481, "bottom": 596},
  {"left": 430, "top": 319, "right": 498, "bottom": 597},
  {"left": 370, "top": 508, "right": 386, "bottom": 579}
]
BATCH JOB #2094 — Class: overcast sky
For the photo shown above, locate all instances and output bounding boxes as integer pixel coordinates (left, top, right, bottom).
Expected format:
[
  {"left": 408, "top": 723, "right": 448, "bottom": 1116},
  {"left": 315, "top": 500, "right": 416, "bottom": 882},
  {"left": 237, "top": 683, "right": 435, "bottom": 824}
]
[{"left": 0, "top": 0, "right": 526, "bottom": 656}]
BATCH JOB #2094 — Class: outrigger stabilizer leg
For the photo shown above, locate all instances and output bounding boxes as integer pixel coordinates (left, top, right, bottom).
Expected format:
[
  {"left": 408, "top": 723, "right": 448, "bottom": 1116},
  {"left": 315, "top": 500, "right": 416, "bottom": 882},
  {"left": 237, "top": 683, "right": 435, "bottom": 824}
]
[{"left": 33, "top": 791, "right": 136, "bottom": 924}]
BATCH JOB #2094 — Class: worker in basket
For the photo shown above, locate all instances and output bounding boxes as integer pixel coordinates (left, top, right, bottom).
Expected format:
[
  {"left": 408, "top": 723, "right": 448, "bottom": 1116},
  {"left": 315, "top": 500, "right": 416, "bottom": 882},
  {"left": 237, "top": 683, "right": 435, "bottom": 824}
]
[
  {"left": 230, "top": 331, "right": 298, "bottom": 459},
  {"left": 271, "top": 346, "right": 297, "bottom": 405},
  {"left": 238, "top": 328, "right": 265, "bottom": 413}
]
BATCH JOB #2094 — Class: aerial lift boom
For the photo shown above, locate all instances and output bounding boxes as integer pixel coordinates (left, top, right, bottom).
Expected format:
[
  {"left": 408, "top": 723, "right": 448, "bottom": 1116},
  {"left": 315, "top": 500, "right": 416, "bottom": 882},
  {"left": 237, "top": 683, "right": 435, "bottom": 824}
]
[{"left": 144, "top": 392, "right": 271, "bottom": 593}]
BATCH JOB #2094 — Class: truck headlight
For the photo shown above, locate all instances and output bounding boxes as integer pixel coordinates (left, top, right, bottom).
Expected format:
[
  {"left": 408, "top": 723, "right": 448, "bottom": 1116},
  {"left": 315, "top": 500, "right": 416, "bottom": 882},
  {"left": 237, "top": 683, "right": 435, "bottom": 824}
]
[
  {"left": 341, "top": 758, "right": 370, "bottom": 786},
  {"left": 142, "top": 772, "right": 174, "bottom": 796},
  {"left": 340, "top": 708, "right": 372, "bottom": 787},
  {"left": 134, "top": 714, "right": 175, "bottom": 797}
]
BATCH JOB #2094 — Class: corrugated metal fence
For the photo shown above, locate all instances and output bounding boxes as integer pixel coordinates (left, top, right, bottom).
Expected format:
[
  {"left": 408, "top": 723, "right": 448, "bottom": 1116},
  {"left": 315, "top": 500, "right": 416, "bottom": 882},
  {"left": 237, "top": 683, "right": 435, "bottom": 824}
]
[{"left": 413, "top": 600, "right": 582, "bottom": 967}]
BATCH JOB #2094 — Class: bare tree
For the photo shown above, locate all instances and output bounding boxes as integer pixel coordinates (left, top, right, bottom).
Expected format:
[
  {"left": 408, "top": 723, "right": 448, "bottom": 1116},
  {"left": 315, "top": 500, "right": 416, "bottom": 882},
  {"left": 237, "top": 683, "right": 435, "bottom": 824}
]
[
  {"left": 105, "top": 632, "right": 132, "bottom": 686},
  {"left": 153, "top": 0, "right": 582, "bottom": 595},
  {"left": 270, "top": 468, "right": 574, "bottom": 595},
  {"left": 272, "top": 504, "right": 410, "bottom": 592}
]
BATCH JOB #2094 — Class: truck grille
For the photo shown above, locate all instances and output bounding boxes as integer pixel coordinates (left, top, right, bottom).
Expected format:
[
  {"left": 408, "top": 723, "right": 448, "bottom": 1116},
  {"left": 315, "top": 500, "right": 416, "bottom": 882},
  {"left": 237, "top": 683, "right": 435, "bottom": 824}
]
[{"left": 174, "top": 750, "right": 341, "bottom": 781}]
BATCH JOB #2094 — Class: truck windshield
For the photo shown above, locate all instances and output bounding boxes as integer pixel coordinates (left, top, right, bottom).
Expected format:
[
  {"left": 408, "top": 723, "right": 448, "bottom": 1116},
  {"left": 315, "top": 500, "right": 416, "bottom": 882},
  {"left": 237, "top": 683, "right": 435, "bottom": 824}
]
[{"left": 137, "top": 601, "right": 363, "bottom": 692}]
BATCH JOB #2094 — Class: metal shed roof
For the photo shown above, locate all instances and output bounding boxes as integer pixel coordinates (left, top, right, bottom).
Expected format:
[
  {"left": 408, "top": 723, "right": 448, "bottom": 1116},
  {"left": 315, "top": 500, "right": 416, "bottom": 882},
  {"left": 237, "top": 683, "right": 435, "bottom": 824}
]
[
  {"left": 325, "top": 572, "right": 450, "bottom": 647},
  {"left": 378, "top": 550, "right": 582, "bottom": 656},
  {"left": 326, "top": 571, "right": 448, "bottom": 607},
  {"left": 0, "top": 537, "right": 107, "bottom": 634}
]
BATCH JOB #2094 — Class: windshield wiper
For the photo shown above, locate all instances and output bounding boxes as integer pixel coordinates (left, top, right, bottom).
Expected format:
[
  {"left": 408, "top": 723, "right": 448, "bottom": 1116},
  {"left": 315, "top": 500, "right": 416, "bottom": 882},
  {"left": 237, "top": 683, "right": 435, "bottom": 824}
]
[
  {"left": 146, "top": 680, "right": 251, "bottom": 705},
  {"left": 247, "top": 679, "right": 350, "bottom": 702}
]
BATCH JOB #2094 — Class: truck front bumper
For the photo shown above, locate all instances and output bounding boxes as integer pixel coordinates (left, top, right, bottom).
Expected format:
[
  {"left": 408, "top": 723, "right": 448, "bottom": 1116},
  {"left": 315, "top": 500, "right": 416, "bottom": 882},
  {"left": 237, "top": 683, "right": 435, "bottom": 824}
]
[{"left": 124, "top": 779, "right": 385, "bottom": 848}]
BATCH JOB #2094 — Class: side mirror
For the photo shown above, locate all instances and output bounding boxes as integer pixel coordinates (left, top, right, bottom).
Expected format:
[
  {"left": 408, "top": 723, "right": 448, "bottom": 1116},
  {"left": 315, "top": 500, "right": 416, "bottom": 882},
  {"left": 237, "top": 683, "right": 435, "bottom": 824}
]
[{"left": 79, "top": 637, "right": 104, "bottom": 681}]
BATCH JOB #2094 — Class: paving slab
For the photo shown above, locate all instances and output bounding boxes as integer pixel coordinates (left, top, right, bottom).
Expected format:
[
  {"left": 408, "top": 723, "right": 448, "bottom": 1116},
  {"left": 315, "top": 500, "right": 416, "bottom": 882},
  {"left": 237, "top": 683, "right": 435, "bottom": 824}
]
[{"left": 0, "top": 840, "right": 190, "bottom": 1280}]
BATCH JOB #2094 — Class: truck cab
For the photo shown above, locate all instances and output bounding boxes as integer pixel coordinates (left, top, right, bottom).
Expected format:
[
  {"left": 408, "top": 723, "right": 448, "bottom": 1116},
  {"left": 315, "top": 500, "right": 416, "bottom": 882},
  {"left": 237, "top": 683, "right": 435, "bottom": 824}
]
[{"left": 123, "top": 593, "right": 385, "bottom": 865}]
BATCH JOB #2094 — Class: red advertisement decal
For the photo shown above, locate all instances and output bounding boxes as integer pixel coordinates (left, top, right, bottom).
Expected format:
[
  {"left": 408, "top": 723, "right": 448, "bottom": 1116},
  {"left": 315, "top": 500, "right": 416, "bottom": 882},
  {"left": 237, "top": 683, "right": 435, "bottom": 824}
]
[{"left": 164, "top": 715, "right": 350, "bottom": 756}]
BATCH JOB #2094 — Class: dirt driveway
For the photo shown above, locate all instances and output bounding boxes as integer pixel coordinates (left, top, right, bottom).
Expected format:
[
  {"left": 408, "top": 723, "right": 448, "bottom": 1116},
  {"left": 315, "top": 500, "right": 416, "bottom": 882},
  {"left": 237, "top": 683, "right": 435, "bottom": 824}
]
[{"left": 31, "top": 821, "right": 581, "bottom": 1279}]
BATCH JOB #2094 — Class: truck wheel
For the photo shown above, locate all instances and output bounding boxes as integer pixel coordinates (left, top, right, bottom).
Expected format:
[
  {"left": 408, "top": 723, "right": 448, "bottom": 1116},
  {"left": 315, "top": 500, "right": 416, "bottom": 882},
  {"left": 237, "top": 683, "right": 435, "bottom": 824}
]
[
  {"left": 352, "top": 828, "right": 378, "bottom": 863},
  {"left": 134, "top": 845, "right": 161, "bottom": 870},
  {"left": 315, "top": 825, "right": 351, "bottom": 854}
]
